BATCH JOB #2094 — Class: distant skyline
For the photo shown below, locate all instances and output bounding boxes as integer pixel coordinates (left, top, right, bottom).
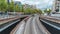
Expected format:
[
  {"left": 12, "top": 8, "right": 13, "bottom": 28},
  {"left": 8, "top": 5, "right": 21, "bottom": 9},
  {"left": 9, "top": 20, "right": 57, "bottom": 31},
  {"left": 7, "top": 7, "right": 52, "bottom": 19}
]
[{"left": 14, "top": 0, "right": 54, "bottom": 10}]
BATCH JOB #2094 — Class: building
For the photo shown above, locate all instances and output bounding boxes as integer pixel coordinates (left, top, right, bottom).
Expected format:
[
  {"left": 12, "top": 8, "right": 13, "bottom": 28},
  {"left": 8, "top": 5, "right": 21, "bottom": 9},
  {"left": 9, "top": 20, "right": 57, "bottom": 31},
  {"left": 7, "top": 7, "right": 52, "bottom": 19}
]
[
  {"left": 52, "top": 0, "right": 60, "bottom": 13},
  {"left": 14, "top": 1, "right": 22, "bottom": 8},
  {"left": 23, "top": 4, "right": 36, "bottom": 9},
  {"left": 51, "top": 0, "right": 60, "bottom": 16},
  {"left": 14, "top": 1, "right": 21, "bottom": 5}
]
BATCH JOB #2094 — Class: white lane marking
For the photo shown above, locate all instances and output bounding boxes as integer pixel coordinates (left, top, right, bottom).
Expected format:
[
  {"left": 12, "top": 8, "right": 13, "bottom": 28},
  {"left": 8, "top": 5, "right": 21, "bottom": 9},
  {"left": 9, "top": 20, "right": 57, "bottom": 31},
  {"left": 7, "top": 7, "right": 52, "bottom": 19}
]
[
  {"left": 24, "top": 17, "right": 33, "bottom": 34},
  {"left": 15, "top": 21, "right": 25, "bottom": 34},
  {"left": 32, "top": 17, "right": 37, "bottom": 34}
]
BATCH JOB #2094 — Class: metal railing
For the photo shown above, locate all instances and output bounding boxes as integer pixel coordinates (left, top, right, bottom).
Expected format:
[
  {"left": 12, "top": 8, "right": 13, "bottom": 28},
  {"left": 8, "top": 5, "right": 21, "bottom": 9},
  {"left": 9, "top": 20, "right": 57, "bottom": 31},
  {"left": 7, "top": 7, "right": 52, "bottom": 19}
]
[
  {"left": 40, "top": 18, "right": 60, "bottom": 34},
  {"left": 0, "top": 18, "right": 20, "bottom": 34}
]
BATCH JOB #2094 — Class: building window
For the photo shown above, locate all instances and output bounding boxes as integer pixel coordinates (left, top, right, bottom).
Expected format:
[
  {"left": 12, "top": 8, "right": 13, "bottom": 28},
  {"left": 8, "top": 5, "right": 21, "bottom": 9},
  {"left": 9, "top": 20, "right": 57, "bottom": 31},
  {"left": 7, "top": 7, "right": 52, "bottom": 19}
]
[{"left": 55, "top": 9, "right": 59, "bottom": 12}]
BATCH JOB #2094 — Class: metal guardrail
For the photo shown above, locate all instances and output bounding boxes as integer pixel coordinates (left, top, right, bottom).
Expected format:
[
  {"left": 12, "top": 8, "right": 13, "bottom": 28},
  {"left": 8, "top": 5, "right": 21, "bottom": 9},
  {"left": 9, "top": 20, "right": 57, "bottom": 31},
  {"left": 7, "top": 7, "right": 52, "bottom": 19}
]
[
  {"left": 0, "top": 16, "right": 27, "bottom": 34},
  {"left": 40, "top": 19, "right": 60, "bottom": 30},
  {"left": 10, "top": 16, "right": 30, "bottom": 34},
  {"left": 0, "top": 19, "right": 20, "bottom": 32},
  {"left": 40, "top": 19, "right": 60, "bottom": 34}
]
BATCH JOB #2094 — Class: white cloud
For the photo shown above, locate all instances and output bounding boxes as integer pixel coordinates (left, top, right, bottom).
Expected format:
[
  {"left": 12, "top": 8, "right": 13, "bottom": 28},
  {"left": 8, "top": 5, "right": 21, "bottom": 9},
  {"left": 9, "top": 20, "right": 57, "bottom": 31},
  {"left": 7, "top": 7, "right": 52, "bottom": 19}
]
[
  {"left": 15, "top": 0, "right": 54, "bottom": 9},
  {"left": 14, "top": 0, "right": 21, "bottom": 1},
  {"left": 21, "top": 0, "right": 40, "bottom": 5},
  {"left": 36, "top": 0, "right": 54, "bottom": 9}
]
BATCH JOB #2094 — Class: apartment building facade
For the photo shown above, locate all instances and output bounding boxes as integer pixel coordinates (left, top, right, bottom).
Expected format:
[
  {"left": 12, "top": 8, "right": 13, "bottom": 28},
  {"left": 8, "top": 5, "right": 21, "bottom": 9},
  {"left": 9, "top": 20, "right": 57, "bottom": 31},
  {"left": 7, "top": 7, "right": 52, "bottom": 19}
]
[{"left": 52, "top": 0, "right": 60, "bottom": 13}]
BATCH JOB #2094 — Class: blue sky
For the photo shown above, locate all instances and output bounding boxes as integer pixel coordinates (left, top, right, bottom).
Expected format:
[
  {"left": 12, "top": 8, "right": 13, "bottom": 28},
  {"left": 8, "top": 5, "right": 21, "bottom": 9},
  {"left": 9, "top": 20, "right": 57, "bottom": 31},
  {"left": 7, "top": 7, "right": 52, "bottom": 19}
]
[{"left": 14, "top": 0, "right": 54, "bottom": 10}]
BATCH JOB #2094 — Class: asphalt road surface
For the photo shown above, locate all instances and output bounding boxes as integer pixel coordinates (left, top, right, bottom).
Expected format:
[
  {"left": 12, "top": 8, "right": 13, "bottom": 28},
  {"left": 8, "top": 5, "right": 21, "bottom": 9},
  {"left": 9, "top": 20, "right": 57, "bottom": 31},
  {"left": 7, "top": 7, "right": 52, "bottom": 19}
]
[{"left": 10, "top": 15, "right": 50, "bottom": 34}]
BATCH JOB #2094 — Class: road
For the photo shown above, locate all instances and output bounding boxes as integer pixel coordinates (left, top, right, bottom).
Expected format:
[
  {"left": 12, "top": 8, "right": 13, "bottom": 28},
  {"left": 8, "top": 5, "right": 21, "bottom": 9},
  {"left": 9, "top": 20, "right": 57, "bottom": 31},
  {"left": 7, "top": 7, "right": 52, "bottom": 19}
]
[
  {"left": 0, "top": 14, "right": 60, "bottom": 34},
  {"left": 10, "top": 15, "right": 50, "bottom": 34},
  {"left": 0, "top": 16, "right": 19, "bottom": 25},
  {"left": 40, "top": 15, "right": 60, "bottom": 24},
  {"left": 0, "top": 14, "right": 29, "bottom": 25}
]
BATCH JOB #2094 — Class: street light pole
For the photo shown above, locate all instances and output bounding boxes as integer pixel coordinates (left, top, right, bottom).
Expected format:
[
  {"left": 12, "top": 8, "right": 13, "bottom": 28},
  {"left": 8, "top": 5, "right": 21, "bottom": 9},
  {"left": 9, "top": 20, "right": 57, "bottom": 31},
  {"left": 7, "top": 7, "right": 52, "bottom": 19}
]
[
  {"left": 22, "top": 5, "right": 23, "bottom": 12},
  {"left": 7, "top": 0, "right": 10, "bottom": 17},
  {"left": 13, "top": 0, "right": 15, "bottom": 15}
]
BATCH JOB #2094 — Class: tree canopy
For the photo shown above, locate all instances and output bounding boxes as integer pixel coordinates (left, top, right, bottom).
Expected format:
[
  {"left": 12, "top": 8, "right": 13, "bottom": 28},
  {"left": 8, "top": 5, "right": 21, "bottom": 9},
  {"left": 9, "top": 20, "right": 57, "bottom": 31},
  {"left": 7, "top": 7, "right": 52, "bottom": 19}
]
[
  {"left": 0, "top": 0, "right": 44, "bottom": 14},
  {"left": 44, "top": 9, "right": 51, "bottom": 15}
]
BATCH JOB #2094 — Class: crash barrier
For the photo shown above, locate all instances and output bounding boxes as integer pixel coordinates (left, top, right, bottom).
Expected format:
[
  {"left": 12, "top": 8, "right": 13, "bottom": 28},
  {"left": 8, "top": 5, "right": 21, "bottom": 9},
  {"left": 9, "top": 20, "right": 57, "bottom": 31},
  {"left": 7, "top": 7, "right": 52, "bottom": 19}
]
[
  {"left": 10, "top": 17, "right": 29, "bottom": 34},
  {"left": 0, "top": 17, "right": 27, "bottom": 34},
  {"left": 40, "top": 18, "right": 60, "bottom": 34}
]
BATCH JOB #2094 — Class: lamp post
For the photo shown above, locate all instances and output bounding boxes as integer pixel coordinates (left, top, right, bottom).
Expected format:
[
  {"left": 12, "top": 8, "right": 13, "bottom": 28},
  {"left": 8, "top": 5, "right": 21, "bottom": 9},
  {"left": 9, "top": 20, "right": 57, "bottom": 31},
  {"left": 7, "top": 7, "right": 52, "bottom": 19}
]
[
  {"left": 7, "top": 0, "right": 10, "bottom": 17},
  {"left": 22, "top": 5, "right": 23, "bottom": 12},
  {"left": 14, "top": 4, "right": 16, "bottom": 15}
]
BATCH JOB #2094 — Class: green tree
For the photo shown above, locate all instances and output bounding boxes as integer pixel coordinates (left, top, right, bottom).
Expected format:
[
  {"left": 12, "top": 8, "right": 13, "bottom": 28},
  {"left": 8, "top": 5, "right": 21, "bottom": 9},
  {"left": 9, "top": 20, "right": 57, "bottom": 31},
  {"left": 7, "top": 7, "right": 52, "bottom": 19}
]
[
  {"left": 44, "top": 9, "right": 51, "bottom": 15},
  {"left": 0, "top": 0, "right": 8, "bottom": 12},
  {"left": 24, "top": 8, "right": 31, "bottom": 14},
  {"left": 8, "top": 0, "right": 14, "bottom": 12},
  {"left": 34, "top": 9, "right": 42, "bottom": 14}
]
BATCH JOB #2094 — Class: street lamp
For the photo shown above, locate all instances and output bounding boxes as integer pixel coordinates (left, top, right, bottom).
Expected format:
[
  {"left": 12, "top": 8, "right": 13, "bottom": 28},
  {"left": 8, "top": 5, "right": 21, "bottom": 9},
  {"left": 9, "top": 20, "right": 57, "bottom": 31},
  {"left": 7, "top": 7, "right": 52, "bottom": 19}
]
[
  {"left": 7, "top": 0, "right": 10, "bottom": 17},
  {"left": 14, "top": 4, "right": 16, "bottom": 15},
  {"left": 22, "top": 5, "right": 23, "bottom": 12}
]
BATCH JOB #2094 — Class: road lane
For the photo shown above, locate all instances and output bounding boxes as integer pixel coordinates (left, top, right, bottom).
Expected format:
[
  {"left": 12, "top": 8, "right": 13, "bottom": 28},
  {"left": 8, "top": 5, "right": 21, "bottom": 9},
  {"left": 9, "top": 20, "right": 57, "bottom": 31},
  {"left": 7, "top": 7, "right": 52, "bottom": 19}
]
[
  {"left": 10, "top": 20, "right": 26, "bottom": 34},
  {"left": 24, "top": 17, "right": 33, "bottom": 34},
  {"left": 36, "top": 16, "right": 50, "bottom": 34},
  {"left": 10, "top": 16, "right": 50, "bottom": 34},
  {"left": 31, "top": 16, "right": 42, "bottom": 34},
  {"left": 31, "top": 16, "right": 50, "bottom": 34},
  {"left": 15, "top": 21, "right": 26, "bottom": 34}
]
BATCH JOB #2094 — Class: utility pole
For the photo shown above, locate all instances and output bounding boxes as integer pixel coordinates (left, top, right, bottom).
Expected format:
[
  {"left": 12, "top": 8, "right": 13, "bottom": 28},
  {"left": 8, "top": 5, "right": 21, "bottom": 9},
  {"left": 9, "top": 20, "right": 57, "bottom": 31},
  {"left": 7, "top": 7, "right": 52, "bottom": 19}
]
[
  {"left": 7, "top": 0, "right": 10, "bottom": 12},
  {"left": 7, "top": 0, "right": 10, "bottom": 17},
  {"left": 22, "top": 5, "right": 23, "bottom": 12}
]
